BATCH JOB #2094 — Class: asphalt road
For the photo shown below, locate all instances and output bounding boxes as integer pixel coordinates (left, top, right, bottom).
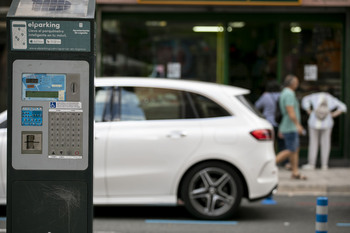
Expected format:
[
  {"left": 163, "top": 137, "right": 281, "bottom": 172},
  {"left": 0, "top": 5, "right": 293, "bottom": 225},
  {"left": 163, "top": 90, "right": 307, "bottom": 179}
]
[
  {"left": 93, "top": 195, "right": 350, "bottom": 233},
  {"left": 0, "top": 195, "right": 349, "bottom": 233}
]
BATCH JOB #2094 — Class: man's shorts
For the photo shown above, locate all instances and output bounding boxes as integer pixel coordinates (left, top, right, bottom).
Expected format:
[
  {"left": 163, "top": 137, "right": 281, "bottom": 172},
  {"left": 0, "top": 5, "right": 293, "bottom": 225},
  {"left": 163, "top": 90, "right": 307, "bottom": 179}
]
[{"left": 282, "top": 132, "right": 299, "bottom": 152}]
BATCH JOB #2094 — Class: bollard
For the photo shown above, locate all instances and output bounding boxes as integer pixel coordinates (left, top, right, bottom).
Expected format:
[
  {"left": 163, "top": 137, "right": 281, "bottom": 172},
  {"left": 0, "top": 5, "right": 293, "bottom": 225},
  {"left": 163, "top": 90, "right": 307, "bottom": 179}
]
[{"left": 316, "top": 197, "right": 328, "bottom": 233}]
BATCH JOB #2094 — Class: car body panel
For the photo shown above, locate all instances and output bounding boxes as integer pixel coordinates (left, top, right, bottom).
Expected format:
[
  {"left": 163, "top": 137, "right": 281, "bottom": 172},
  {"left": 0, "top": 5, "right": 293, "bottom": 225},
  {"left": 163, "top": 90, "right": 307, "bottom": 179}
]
[
  {"left": 103, "top": 119, "right": 202, "bottom": 197},
  {"left": 0, "top": 78, "right": 278, "bottom": 208}
]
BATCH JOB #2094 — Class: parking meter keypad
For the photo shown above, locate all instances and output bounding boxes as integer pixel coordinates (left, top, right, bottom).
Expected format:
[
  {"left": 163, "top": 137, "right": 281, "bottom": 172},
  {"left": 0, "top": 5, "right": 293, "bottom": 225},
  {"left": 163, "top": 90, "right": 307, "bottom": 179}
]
[{"left": 48, "top": 110, "right": 83, "bottom": 158}]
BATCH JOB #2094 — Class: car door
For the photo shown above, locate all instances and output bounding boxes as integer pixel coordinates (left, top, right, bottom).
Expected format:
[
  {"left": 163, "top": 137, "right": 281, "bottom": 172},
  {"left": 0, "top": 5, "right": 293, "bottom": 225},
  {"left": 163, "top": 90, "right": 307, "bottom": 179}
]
[{"left": 104, "top": 86, "right": 202, "bottom": 198}]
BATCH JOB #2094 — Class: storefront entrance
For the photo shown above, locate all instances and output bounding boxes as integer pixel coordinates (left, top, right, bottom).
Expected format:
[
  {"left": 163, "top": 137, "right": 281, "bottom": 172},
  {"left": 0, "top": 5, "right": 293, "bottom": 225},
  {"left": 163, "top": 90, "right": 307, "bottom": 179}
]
[{"left": 225, "top": 16, "right": 344, "bottom": 158}]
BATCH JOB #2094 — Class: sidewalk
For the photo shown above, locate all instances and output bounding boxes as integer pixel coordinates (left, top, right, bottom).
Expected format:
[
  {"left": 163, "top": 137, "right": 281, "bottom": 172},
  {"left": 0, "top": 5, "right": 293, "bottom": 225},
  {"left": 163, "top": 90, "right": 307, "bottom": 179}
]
[{"left": 276, "top": 167, "right": 350, "bottom": 196}]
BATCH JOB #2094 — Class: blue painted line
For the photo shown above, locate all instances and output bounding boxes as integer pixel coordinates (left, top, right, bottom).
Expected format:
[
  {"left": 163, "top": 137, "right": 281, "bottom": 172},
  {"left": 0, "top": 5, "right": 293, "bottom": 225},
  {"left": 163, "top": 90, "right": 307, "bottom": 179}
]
[
  {"left": 145, "top": 219, "right": 238, "bottom": 225},
  {"left": 337, "top": 223, "right": 350, "bottom": 227},
  {"left": 261, "top": 197, "right": 277, "bottom": 205}
]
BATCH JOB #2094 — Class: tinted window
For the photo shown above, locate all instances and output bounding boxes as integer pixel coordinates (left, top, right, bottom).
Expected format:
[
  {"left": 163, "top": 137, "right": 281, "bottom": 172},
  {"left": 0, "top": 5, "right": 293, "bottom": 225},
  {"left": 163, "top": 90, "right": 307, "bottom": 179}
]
[
  {"left": 190, "top": 93, "right": 230, "bottom": 118},
  {"left": 236, "top": 95, "right": 264, "bottom": 118},
  {"left": 0, "top": 120, "right": 6, "bottom": 129},
  {"left": 111, "top": 87, "right": 120, "bottom": 121},
  {"left": 95, "top": 87, "right": 112, "bottom": 122},
  {"left": 119, "top": 87, "right": 196, "bottom": 121}
]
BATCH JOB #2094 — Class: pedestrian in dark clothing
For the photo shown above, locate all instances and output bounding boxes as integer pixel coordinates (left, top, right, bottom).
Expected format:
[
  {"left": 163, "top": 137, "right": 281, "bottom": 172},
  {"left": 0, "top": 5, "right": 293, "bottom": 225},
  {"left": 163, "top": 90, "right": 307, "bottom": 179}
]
[{"left": 255, "top": 80, "right": 284, "bottom": 152}]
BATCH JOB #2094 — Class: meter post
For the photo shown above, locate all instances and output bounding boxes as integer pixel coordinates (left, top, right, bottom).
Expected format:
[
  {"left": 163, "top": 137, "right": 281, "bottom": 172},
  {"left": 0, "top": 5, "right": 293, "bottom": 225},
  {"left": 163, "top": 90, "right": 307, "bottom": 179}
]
[{"left": 6, "top": 1, "right": 95, "bottom": 233}]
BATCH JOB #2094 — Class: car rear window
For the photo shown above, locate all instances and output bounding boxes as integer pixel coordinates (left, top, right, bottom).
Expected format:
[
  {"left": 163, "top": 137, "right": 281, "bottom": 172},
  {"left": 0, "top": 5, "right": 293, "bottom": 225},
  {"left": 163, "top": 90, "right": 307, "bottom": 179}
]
[
  {"left": 189, "top": 93, "right": 230, "bottom": 118},
  {"left": 236, "top": 95, "right": 264, "bottom": 118}
]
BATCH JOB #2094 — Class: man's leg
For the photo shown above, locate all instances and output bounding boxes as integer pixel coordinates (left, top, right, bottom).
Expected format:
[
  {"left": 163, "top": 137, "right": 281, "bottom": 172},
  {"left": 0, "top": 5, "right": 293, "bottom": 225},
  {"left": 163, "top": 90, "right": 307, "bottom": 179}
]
[
  {"left": 276, "top": 149, "right": 291, "bottom": 164},
  {"left": 290, "top": 148, "right": 300, "bottom": 176}
]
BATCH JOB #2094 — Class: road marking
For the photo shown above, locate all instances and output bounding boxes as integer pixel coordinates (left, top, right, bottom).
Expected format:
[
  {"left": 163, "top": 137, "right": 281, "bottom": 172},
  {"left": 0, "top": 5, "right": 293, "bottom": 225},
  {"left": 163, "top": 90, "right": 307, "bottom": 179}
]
[
  {"left": 145, "top": 220, "right": 238, "bottom": 225},
  {"left": 261, "top": 196, "right": 277, "bottom": 205},
  {"left": 337, "top": 223, "right": 350, "bottom": 227}
]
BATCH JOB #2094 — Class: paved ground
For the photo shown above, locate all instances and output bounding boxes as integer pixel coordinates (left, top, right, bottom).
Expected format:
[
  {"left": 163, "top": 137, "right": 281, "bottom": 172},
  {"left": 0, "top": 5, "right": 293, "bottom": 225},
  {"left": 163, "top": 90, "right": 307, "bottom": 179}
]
[{"left": 277, "top": 167, "right": 350, "bottom": 196}]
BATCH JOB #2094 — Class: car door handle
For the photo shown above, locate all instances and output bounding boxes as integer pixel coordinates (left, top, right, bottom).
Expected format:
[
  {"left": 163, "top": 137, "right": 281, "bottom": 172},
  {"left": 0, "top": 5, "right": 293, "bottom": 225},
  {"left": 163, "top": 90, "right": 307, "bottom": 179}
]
[{"left": 167, "top": 131, "right": 187, "bottom": 139}]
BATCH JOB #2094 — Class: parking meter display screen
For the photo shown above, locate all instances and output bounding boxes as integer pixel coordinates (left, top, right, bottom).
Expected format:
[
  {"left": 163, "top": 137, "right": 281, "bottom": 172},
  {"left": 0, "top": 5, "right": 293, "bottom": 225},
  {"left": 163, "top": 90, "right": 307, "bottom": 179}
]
[{"left": 22, "top": 73, "right": 66, "bottom": 101}]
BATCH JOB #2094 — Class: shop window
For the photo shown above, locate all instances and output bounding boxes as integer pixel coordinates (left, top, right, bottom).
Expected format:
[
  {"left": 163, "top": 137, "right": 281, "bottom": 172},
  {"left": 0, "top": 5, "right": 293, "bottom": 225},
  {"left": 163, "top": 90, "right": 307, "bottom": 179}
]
[
  {"left": 281, "top": 22, "right": 343, "bottom": 96},
  {"left": 227, "top": 22, "right": 278, "bottom": 102},
  {"left": 100, "top": 18, "right": 219, "bottom": 82}
]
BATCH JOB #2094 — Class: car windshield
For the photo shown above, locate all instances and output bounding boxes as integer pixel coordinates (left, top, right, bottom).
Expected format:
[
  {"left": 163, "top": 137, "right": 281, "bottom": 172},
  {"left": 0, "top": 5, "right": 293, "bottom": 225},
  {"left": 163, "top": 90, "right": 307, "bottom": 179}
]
[{"left": 236, "top": 95, "right": 264, "bottom": 118}]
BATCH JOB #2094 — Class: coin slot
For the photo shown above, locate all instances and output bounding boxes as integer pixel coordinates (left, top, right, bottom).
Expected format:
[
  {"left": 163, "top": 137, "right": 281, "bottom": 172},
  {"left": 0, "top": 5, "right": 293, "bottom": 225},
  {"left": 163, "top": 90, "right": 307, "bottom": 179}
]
[
  {"left": 71, "top": 82, "right": 78, "bottom": 94},
  {"left": 26, "top": 135, "right": 35, "bottom": 149}
]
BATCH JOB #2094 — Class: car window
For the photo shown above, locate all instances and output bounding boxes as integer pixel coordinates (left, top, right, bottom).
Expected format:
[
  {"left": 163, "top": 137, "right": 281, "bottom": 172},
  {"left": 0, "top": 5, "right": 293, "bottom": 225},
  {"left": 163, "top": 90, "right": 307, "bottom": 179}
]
[
  {"left": 111, "top": 87, "right": 120, "bottom": 121},
  {"left": 0, "top": 111, "right": 7, "bottom": 128},
  {"left": 95, "top": 87, "right": 112, "bottom": 122},
  {"left": 236, "top": 95, "right": 264, "bottom": 118},
  {"left": 0, "top": 120, "right": 6, "bottom": 129},
  {"left": 119, "top": 87, "right": 196, "bottom": 121},
  {"left": 189, "top": 93, "right": 230, "bottom": 118}
]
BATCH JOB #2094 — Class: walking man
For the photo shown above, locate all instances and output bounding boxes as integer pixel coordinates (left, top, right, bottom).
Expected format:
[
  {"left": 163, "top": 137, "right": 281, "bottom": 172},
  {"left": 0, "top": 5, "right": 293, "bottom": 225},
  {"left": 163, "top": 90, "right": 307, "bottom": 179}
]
[{"left": 276, "top": 74, "right": 306, "bottom": 180}]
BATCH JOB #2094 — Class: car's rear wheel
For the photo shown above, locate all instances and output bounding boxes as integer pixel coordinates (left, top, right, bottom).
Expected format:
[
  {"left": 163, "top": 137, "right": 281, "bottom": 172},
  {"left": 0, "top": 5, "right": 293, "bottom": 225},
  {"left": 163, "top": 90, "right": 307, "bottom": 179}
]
[{"left": 181, "top": 162, "right": 243, "bottom": 220}]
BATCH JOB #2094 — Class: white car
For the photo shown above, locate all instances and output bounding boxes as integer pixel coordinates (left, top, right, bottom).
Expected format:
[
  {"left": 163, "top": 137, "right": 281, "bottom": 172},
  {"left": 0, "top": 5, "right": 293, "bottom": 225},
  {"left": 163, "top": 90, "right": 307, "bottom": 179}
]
[{"left": 0, "top": 77, "right": 278, "bottom": 220}]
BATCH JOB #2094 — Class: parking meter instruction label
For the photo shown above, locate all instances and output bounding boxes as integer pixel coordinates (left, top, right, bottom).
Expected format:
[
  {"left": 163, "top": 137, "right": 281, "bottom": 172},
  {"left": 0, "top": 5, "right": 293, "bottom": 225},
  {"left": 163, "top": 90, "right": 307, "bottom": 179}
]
[{"left": 11, "top": 20, "right": 90, "bottom": 52}]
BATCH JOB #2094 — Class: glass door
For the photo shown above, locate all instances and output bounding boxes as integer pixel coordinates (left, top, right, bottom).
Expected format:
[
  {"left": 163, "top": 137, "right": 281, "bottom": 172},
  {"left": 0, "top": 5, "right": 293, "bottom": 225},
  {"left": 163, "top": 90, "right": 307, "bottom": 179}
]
[{"left": 280, "top": 21, "right": 344, "bottom": 156}]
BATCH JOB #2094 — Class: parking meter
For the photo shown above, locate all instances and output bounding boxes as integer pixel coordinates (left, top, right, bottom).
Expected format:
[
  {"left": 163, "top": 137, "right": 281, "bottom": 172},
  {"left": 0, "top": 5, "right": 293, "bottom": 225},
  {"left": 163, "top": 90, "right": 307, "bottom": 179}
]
[{"left": 7, "top": 1, "right": 95, "bottom": 233}]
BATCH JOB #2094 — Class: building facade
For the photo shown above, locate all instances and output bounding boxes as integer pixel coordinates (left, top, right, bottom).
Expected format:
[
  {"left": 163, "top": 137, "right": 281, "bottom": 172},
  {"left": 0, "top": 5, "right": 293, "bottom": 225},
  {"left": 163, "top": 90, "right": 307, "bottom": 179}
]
[
  {"left": 0, "top": 0, "right": 349, "bottom": 163},
  {"left": 95, "top": 0, "right": 350, "bottom": 163}
]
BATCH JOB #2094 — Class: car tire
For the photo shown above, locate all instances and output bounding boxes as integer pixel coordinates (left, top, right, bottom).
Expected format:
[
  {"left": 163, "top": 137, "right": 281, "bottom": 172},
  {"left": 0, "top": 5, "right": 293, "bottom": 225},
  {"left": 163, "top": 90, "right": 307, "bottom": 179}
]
[{"left": 181, "top": 161, "right": 243, "bottom": 220}]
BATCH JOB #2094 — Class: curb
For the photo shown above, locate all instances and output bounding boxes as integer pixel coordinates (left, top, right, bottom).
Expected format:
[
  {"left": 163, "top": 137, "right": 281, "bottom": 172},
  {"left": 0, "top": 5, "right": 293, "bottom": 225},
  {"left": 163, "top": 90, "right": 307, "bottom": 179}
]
[
  {"left": 276, "top": 185, "right": 350, "bottom": 196},
  {"left": 276, "top": 168, "right": 350, "bottom": 196}
]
